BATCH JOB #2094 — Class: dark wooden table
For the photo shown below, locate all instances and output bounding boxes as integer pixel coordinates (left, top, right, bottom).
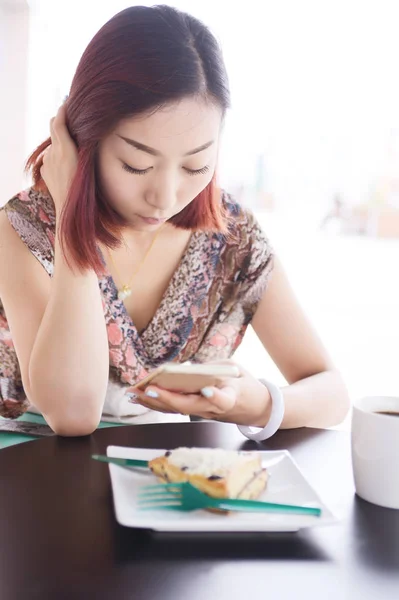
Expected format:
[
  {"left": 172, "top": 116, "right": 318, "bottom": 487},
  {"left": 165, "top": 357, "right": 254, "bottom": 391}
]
[{"left": 0, "top": 422, "right": 398, "bottom": 600}]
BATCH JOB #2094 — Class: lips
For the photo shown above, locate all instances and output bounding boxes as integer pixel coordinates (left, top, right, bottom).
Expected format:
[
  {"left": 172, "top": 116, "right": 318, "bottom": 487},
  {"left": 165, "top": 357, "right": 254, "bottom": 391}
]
[{"left": 139, "top": 216, "right": 167, "bottom": 225}]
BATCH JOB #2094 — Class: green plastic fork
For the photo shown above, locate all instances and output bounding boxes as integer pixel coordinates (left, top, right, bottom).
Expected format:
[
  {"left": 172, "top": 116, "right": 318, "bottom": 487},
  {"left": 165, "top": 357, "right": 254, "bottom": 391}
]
[{"left": 137, "top": 482, "right": 322, "bottom": 516}]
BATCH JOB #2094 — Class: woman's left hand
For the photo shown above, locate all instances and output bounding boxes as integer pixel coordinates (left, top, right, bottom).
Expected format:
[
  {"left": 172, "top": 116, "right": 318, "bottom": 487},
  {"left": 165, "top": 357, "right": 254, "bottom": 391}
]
[{"left": 126, "top": 361, "right": 272, "bottom": 427}]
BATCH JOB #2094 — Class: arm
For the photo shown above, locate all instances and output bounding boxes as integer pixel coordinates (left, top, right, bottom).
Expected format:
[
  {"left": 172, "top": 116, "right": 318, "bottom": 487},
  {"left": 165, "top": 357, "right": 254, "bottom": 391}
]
[
  {"left": 0, "top": 211, "right": 109, "bottom": 435},
  {"left": 128, "top": 255, "right": 349, "bottom": 430},
  {"left": 251, "top": 256, "right": 350, "bottom": 428}
]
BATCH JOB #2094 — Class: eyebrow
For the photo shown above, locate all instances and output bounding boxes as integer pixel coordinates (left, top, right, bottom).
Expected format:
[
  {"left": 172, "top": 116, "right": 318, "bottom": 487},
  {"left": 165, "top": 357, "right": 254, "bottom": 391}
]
[{"left": 116, "top": 135, "right": 214, "bottom": 157}]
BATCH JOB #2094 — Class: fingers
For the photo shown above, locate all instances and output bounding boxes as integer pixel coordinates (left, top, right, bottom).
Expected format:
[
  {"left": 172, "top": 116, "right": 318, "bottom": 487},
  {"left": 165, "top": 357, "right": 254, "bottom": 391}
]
[
  {"left": 41, "top": 146, "right": 50, "bottom": 162},
  {"left": 130, "top": 386, "right": 204, "bottom": 417},
  {"left": 136, "top": 397, "right": 181, "bottom": 415},
  {"left": 49, "top": 104, "right": 70, "bottom": 147},
  {"left": 49, "top": 117, "right": 56, "bottom": 141},
  {"left": 130, "top": 384, "right": 238, "bottom": 419},
  {"left": 55, "top": 102, "right": 67, "bottom": 125},
  {"left": 40, "top": 145, "right": 50, "bottom": 181},
  {"left": 131, "top": 386, "right": 200, "bottom": 416},
  {"left": 49, "top": 106, "right": 62, "bottom": 142},
  {"left": 200, "top": 386, "right": 237, "bottom": 412}
]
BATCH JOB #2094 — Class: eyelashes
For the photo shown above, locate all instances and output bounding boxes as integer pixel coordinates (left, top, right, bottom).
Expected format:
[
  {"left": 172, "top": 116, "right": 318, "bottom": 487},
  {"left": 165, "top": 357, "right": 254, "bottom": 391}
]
[
  {"left": 122, "top": 163, "right": 150, "bottom": 175},
  {"left": 184, "top": 165, "right": 210, "bottom": 176},
  {"left": 122, "top": 163, "right": 210, "bottom": 176}
]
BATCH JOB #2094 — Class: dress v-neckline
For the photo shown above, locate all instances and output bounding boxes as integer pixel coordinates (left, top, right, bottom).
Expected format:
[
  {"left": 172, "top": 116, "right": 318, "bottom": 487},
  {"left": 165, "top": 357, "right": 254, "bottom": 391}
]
[
  {"left": 97, "top": 231, "right": 199, "bottom": 338},
  {"left": 97, "top": 227, "right": 226, "bottom": 372}
]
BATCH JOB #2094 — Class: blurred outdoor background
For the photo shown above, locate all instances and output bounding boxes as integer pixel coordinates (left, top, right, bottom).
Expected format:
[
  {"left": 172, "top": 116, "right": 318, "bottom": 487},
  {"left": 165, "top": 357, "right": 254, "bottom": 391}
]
[{"left": 2, "top": 0, "right": 399, "bottom": 429}]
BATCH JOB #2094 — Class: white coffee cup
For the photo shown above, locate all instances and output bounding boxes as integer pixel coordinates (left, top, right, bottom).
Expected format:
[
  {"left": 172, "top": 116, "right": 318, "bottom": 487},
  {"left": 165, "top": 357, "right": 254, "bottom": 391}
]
[{"left": 351, "top": 396, "right": 399, "bottom": 509}]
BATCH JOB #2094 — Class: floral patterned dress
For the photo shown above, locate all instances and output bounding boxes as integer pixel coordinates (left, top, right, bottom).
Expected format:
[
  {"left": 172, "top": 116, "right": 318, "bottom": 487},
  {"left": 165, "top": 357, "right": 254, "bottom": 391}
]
[{"left": 0, "top": 188, "right": 273, "bottom": 423}]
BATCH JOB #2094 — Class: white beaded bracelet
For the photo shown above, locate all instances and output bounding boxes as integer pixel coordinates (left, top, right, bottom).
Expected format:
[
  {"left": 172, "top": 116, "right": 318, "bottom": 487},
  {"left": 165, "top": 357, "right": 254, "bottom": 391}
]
[{"left": 237, "top": 379, "right": 285, "bottom": 442}]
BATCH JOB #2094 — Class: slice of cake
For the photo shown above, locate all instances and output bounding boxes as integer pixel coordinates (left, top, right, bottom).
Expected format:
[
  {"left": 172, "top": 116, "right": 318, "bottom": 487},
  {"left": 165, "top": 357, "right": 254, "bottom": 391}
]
[{"left": 148, "top": 447, "right": 268, "bottom": 501}]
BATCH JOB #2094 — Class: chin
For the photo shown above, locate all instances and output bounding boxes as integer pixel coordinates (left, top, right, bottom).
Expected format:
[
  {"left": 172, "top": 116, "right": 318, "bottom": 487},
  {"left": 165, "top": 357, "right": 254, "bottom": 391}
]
[{"left": 126, "top": 219, "right": 163, "bottom": 231}]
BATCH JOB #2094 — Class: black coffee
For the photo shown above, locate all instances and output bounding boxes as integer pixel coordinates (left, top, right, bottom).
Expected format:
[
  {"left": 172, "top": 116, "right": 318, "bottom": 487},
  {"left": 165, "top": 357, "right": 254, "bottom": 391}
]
[{"left": 375, "top": 411, "right": 399, "bottom": 417}]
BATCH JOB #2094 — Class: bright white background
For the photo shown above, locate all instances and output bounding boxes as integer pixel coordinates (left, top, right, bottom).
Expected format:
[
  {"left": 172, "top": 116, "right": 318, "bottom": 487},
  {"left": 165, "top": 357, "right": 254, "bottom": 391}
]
[
  {"left": 21, "top": 0, "right": 399, "bottom": 223},
  {"left": 2, "top": 0, "right": 399, "bottom": 429}
]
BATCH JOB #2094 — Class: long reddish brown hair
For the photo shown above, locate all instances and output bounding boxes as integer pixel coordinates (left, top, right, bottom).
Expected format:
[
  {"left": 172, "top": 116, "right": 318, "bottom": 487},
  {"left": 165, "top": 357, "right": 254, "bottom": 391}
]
[{"left": 26, "top": 5, "right": 230, "bottom": 273}]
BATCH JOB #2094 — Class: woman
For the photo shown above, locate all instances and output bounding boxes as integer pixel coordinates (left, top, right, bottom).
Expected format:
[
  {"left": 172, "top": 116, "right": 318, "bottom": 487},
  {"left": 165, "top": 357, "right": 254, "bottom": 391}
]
[{"left": 0, "top": 5, "right": 349, "bottom": 437}]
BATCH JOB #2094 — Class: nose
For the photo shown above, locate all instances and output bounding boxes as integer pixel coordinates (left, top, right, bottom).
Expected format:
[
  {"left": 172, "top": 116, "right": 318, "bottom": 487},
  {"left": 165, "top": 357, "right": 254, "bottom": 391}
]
[{"left": 145, "top": 170, "right": 178, "bottom": 213}]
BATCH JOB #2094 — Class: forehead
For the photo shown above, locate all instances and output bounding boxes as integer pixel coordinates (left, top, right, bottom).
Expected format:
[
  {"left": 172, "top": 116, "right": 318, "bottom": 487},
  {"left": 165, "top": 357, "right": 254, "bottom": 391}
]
[{"left": 114, "top": 97, "right": 222, "bottom": 154}]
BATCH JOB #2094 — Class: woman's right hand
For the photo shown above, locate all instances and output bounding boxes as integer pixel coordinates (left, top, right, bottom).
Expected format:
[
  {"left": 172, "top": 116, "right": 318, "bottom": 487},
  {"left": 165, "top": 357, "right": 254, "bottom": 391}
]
[{"left": 40, "top": 104, "right": 79, "bottom": 215}]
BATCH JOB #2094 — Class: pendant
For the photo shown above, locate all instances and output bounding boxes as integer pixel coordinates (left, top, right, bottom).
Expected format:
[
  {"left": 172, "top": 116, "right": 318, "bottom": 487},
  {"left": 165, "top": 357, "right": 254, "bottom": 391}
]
[{"left": 118, "top": 285, "right": 132, "bottom": 301}]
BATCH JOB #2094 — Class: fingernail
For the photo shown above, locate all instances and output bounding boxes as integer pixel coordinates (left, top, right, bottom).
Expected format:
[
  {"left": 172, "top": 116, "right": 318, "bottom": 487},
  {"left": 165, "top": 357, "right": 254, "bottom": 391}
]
[
  {"left": 145, "top": 389, "right": 159, "bottom": 399},
  {"left": 125, "top": 392, "right": 138, "bottom": 403},
  {"left": 201, "top": 387, "right": 214, "bottom": 398}
]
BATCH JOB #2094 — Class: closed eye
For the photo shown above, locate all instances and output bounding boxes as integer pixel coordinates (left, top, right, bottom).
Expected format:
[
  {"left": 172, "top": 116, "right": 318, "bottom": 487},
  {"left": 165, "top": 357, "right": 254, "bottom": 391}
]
[
  {"left": 122, "top": 163, "right": 152, "bottom": 175},
  {"left": 122, "top": 162, "right": 210, "bottom": 176},
  {"left": 184, "top": 165, "right": 210, "bottom": 176}
]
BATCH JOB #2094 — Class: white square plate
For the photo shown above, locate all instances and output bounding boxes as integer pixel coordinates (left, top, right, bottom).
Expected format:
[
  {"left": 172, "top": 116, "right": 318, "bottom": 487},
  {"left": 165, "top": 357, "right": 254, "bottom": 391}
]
[{"left": 107, "top": 446, "right": 337, "bottom": 532}]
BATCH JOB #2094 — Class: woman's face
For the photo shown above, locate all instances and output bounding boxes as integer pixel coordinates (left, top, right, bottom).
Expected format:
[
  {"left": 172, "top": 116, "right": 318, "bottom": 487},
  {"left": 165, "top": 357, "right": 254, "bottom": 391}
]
[{"left": 97, "top": 97, "right": 222, "bottom": 231}]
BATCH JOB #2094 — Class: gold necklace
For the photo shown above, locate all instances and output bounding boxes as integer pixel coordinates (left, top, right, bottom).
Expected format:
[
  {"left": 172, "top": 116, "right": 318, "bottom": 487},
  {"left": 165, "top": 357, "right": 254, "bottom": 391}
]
[{"left": 106, "top": 224, "right": 165, "bottom": 301}]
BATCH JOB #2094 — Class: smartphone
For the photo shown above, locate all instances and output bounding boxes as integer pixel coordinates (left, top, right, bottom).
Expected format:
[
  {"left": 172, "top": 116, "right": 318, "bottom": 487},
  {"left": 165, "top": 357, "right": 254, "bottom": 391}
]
[{"left": 135, "top": 363, "right": 240, "bottom": 394}]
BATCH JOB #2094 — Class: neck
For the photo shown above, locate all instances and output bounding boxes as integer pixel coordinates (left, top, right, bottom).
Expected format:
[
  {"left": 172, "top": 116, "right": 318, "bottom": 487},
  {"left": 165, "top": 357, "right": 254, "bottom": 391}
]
[{"left": 120, "top": 223, "right": 168, "bottom": 246}]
